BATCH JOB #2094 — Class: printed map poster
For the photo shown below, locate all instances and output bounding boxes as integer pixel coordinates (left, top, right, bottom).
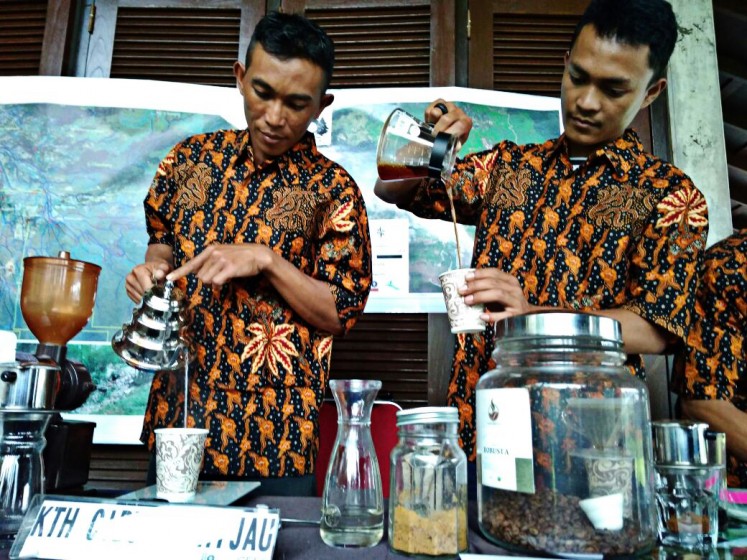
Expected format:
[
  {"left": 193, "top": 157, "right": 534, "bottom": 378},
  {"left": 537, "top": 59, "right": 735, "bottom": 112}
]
[{"left": 0, "top": 76, "right": 560, "bottom": 442}]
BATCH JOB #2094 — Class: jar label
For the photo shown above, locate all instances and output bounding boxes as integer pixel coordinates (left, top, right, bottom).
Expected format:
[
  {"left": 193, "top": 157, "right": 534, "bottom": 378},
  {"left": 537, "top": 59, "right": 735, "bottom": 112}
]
[{"left": 476, "top": 388, "right": 534, "bottom": 493}]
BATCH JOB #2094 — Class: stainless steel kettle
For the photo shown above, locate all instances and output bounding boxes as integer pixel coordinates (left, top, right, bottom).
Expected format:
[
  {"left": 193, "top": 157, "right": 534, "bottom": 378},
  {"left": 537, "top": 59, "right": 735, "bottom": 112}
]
[{"left": 111, "top": 280, "right": 189, "bottom": 371}]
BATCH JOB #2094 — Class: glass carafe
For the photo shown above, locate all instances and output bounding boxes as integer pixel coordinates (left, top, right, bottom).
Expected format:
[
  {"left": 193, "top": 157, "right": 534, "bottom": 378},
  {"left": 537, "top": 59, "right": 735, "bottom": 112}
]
[
  {"left": 0, "top": 411, "right": 52, "bottom": 537},
  {"left": 320, "top": 379, "right": 384, "bottom": 548},
  {"left": 376, "top": 108, "right": 458, "bottom": 182}
]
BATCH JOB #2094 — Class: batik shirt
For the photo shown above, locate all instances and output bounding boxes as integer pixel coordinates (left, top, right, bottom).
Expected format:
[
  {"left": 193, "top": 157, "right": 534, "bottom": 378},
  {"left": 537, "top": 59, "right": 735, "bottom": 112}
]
[
  {"left": 673, "top": 229, "right": 747, "bottom": 487},
  {"left": 401, "top": 129, "right": 708, "bottom": 459},
  {"left": 140, "top": 129, "right": 372, "bottom": 478}
]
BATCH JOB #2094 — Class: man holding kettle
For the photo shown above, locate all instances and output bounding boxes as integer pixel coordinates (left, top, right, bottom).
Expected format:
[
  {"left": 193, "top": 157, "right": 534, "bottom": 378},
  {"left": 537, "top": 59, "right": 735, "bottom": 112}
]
[{"left": 125, "top": 12, "right": 372, "bottom": 496}]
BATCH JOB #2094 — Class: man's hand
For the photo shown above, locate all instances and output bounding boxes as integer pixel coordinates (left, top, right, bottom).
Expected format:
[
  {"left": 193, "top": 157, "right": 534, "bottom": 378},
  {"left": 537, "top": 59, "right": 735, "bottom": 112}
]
[
  {"left": 167, "top": 244, "right": 273, "bottom": 286},
  {"left": 125, "top": 245, "right": 174, "bottom": 303},
  {"left": 425, "top": 99, "right": 473, "bottom": 145},
  {"left": 374, "top": 98, "right": 474, "bottom": 206},
  {"left": 459, "top": 268, "right": 535, "bottom": 323}
]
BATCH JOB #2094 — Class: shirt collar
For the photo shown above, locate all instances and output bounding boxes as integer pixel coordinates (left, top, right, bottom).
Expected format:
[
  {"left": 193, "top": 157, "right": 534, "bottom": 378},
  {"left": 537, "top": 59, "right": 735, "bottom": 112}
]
[
  {"left": 238, "top": 129, "right": 318, "bottom": 169},
  {"left": 547, "top": 129, "right": 645, "bottom": 175}
]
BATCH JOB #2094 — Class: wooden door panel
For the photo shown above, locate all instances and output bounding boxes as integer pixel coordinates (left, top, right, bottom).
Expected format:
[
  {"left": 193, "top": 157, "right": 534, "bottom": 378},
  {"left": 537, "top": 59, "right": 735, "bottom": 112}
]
[
  {"left": 84, "top": 0, "right": 262, "bottom": 85},
  {"left": 281, "top": 0, "right": 455, "bottom": 87}
]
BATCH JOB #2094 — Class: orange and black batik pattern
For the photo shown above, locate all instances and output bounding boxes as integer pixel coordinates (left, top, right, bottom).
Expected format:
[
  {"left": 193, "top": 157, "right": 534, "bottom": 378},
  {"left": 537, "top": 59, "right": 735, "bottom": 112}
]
[
  {"left": 140, "top": 130, "right": 371, "bottom": 478},
  {"left": 674, "top": 229, "right": 747, "bottom": 486},
  {"left": 403, "top": 129, "right": 709, "bottom": 460}
]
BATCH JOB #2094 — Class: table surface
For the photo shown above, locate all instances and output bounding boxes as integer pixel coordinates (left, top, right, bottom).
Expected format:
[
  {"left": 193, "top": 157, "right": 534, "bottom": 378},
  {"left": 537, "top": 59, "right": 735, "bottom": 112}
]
[{"left": 3, "top": 493, "right": 747, "bottom": 559}]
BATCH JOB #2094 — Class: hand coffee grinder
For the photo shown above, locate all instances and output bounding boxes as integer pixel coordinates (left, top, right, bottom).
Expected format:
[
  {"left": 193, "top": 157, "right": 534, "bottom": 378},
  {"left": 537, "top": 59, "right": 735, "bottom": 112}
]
[{"left": 0, "top": 251, "right": 100, "bottom": 540}]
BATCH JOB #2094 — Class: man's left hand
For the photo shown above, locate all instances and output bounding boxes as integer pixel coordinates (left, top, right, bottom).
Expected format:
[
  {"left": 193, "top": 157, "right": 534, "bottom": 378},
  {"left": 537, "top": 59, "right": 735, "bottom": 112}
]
[{"left": 459, "top": 268, "right": 535, "bottom": 323}]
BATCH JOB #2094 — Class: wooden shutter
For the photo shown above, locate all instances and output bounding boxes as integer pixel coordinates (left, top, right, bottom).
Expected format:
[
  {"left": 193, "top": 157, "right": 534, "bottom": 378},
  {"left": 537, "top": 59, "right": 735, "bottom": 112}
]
[
  {"left": 0, "top": 0, "right": 74, "bottom": 76},
  {"left": 468, "top": 0, "right": 586, "bottom": 94},
  {"left": 328, "top": 313, "right": 428, "bottom": 408},
  {"left": 84, "top": 0, "right": 262, "bottom": 86},
  {"left": 281, "top": 0, "right": 455, "bottom": 87},
  {"left": 468, "top": 0, "right": 654, "bottom": 151}
]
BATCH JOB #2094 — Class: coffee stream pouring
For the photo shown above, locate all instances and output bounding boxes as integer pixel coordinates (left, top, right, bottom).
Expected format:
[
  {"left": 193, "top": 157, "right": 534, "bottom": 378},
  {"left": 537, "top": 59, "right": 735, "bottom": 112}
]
[{"left": 1, "top": 251, "right": 101, "bottom": 539}]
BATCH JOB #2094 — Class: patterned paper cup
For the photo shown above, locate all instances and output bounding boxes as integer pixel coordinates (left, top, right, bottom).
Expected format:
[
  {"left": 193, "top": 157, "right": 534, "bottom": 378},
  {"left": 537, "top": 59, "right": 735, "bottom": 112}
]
[
  {"left": 155, "top": 427, "right": 208, "bottom": 502},
  {"left": 438, "top": 268, "right": 486, "bottom": 334}
]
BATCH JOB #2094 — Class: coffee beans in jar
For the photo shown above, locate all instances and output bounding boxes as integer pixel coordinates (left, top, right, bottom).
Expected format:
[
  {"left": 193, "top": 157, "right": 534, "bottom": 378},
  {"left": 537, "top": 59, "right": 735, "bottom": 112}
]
[{"left": 475, "top": 312, "right": 657, "bottom": 557}]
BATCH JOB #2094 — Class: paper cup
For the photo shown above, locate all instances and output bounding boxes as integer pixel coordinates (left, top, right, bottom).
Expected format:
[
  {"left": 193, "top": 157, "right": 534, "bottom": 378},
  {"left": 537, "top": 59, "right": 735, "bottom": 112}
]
[
  {"left": 438, "top": 268, "right": 486, "bottom": 334},
  {"left": 155, "top": 427, "right": 208, "bottom": 502},
  {"left": 584, "top": 451, "right": 634, "bottom": 517},
  {"left": 579, "top": 493, "right": 624, "bottom": 531}
]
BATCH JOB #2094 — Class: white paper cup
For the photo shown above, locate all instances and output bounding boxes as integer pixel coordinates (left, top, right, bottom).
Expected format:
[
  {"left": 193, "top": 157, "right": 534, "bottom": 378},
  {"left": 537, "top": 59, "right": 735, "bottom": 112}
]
[
  {"left": 155, "top": 427, "right": 208, "bottom": 502},
  {"left": 438, "top": 268, "right": 486, "bottom": 334},
  {"left": 579, "top": 493, "right": 624, "bottom": 531}
]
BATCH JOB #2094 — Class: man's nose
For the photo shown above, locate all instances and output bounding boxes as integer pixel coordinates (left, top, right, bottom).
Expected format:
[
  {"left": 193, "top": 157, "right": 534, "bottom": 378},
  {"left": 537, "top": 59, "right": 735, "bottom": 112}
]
[
  {"left": 576, "top": 86, "right": 601, "bottom": 113},
  {"left": 265, "top": 100, "right": 285, "bottom": 127}
]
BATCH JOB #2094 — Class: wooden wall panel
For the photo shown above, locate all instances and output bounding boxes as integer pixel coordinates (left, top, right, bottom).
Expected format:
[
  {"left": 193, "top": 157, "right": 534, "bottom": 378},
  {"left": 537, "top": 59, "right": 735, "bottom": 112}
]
[
  {"left": 282, "top": 0, "right": 455, "bottom": 87},
  {"left": 329, "top": 313, "right": 429, "bottom": 408},
  {"left": 0, "top": 0, "right": 49, "bottom": 75},
  {"left": 83, "top": 0, "right": 261, "bottom": 83}
]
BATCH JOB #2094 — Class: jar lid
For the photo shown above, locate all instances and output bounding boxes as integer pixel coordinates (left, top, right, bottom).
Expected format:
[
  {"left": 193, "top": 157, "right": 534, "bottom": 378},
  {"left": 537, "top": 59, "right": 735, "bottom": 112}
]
[
  {"left": 495, "top": 311, "right": 622, "bottom": 343},
  {"left": 396, "top": 406, "right": 458, "bottom": 426}
]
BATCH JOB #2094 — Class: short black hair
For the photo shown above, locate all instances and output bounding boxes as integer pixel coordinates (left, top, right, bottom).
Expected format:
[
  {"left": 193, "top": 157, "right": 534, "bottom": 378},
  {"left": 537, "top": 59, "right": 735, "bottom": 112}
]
[
  {"left": 570, "top": 0, "right": 678, "bottom": 82},
  {"left": 245, "top": 12, "right": 335, "bottom": 92}
]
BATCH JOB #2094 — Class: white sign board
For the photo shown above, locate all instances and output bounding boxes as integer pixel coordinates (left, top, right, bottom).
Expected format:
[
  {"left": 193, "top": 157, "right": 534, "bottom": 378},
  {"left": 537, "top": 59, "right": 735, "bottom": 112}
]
[{"left": 11, "top": 496, "right": 280, "bottom": 560}]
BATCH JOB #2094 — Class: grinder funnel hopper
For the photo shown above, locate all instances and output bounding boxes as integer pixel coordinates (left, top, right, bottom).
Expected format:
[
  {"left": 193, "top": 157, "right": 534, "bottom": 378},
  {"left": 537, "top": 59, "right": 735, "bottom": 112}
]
[
  {"left": 111, "top": 280, "right": 189, "bottom": 371},
  {"left": 21, "top": 251, "right": 101, "bottom": 363}
]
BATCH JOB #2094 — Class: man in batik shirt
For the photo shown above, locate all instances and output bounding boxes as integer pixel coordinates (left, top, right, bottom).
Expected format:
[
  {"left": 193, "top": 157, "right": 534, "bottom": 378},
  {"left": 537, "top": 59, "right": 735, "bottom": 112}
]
[
  {"left": 125, "top": 13, "right": 372, "bottom": 496},
  {"left": 673, "top": 230, "right": 747, "bottom": 487},
  {"left": 375, "top": 0, "right": 708, "bottom": 463}
]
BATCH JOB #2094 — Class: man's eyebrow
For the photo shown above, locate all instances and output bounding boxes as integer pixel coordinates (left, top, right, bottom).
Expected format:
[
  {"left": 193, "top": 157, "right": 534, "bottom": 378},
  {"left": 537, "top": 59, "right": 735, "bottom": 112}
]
[
  {"left": 250, "top": 77, "right": 313, "bottom": 102},
  {"left": 568, "top": 62, "right": 630, "bottom": 87}
]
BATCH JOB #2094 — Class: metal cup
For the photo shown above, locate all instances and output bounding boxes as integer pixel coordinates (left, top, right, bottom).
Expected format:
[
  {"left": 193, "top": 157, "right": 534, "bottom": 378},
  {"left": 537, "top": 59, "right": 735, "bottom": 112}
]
[
  {"left": 111, "top": 281, "right": 189, "bottom": 371},
  {"left": 652, "top": 420, "right": 723, "bottom": 552},
  {"left": 651, "top": 420, "right": 710, "bottom": 466}
]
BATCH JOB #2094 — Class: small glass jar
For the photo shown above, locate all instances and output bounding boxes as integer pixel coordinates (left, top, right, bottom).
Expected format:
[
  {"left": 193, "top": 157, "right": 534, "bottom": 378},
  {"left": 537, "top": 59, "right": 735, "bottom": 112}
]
[
  {"left": 388, "top": 407, "right": 468, "bottom": 558},
  {"left": 476, "top": 311, "right": 656, "bottom": 557}
]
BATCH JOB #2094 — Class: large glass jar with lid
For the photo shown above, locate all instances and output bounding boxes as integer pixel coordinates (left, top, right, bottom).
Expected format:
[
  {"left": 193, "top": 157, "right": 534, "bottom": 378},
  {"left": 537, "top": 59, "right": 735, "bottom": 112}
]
[
  {"left": 389, "top": 407, "right": 468, "bottom": 557},
  {"left": 476, "top": 311, "right": 656, "bottom": 557}
]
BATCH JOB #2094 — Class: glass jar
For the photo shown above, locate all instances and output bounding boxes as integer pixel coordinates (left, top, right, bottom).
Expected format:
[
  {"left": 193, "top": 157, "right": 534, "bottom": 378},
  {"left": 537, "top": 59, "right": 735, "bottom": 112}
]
[
  {"left": 0, "top": 411, "right": 53, "bottom": 537},
  {"left": 476, "top": 311, "right": 656, "bottom": 557},
  {"left": 389, "top": 407, "right": 468, "bottom": 558}
]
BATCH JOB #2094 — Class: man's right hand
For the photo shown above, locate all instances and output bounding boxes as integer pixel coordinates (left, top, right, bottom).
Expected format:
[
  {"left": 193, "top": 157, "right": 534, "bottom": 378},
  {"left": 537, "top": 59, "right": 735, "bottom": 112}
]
[
  {"left": 125, "top": 261, "right": 172, "bottom": 303},
  {"left": 424, "top": 99, "right": 473, "bottom": 145}
]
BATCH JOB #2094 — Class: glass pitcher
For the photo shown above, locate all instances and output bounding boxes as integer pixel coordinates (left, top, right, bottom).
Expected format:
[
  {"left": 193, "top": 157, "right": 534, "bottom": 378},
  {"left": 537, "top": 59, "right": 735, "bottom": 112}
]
[
  {"left": 320, "top": 379, "right": 384, "bottom": 548},
  {"left": 376, "top": 108, "right": 458, "bottom": 182},
  {"left": 0, "top": 411, "right": 53, "bottom": 537}
]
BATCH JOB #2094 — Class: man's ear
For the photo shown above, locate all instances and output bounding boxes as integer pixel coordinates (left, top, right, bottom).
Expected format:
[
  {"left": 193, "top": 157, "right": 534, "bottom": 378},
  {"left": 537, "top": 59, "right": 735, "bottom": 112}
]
[
  {"left": 233, "top": 61, "right": 246, "bottom": 94},
  {"left": 641, "top": 77, "right": 667, "bottom": 110},
  {"left": 317, "top": 93, "right": 334, "bottom": 117}
]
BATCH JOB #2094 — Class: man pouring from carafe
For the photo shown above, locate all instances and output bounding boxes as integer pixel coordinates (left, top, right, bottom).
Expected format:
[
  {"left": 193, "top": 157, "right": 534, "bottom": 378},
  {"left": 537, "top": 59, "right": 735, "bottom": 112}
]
[{"left": 375, "top": 0, "right": 708, "bottom": 478}]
